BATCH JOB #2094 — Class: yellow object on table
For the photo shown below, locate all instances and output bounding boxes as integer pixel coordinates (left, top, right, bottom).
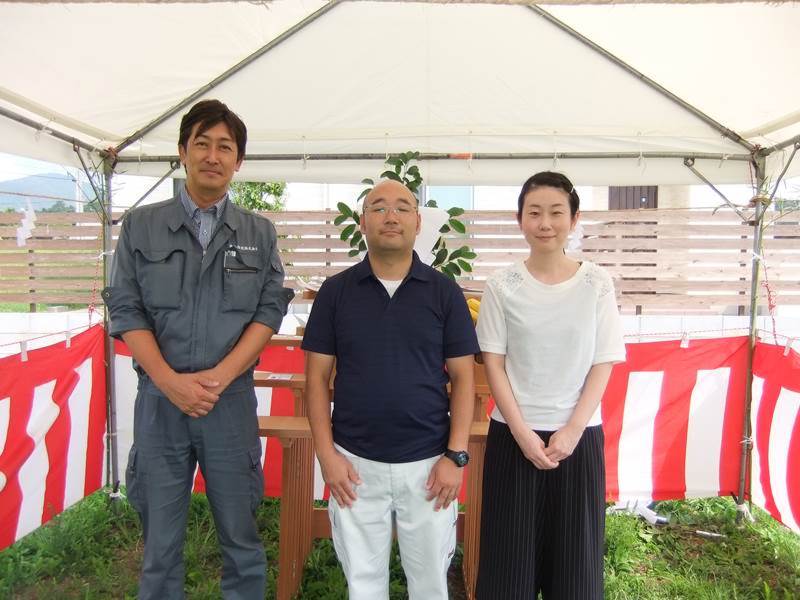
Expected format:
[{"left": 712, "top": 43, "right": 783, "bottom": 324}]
[{"left": 467, "top": 297, "right": 481, "bottom": 324}]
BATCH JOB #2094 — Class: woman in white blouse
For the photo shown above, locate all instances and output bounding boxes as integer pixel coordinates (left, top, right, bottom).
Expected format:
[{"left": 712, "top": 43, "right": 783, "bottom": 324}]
[{"left": 475, "top": 171, "right": 626, "bottom": 599}]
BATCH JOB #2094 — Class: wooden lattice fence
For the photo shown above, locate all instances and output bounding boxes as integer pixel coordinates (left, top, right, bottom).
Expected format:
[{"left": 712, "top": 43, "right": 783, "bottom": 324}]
[{"left": 1, "top": 209, "right": 798, "bottom": 314}]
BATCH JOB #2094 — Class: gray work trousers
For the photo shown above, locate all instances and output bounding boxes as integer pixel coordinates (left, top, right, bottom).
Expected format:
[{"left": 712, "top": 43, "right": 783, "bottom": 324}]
[{"left": 126, "top": 378, "right": 265, "bottom": 600}]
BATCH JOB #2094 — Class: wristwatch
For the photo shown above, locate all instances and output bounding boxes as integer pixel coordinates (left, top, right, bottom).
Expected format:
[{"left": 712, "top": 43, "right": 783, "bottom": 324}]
[{"left": 444, "top": 449, "right": 470, "bottom": 467}]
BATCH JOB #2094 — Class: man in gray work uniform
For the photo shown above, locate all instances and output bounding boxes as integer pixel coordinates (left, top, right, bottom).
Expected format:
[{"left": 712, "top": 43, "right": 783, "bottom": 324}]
[{"left": 103, "top": 99, "right": 292, "bottom": 599}]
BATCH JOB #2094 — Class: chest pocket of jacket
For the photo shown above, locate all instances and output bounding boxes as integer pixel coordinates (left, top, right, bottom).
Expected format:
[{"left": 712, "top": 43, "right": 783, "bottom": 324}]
[
  {"left": 136, "top": 248, "right": 185, "bottom": 309},
  {"left": 223, "top": 250, "right": 263, "bottom": 312}
]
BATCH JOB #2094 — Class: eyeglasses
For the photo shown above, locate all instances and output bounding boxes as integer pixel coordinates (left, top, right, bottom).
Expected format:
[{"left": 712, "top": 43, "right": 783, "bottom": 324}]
[{"left": 365, "top": 205, "right": 417, "bottom": 216}]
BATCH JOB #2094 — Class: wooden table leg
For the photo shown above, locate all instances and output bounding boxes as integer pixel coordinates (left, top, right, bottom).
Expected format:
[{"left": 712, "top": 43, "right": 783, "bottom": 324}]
[
  {"left": 275, "top": 436, "right": 315, "bottom": 600},
  {"left": 462, "top": 437, "right": 486, "bottom": 600},
  {"left": 292, "top": 388, "right": 305, "bottom": 417}
]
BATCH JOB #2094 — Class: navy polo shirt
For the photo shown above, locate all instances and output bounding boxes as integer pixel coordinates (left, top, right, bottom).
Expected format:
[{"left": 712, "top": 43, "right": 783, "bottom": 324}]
[{"left": 301, "top": 252, "right": 479, "bottom": 463}]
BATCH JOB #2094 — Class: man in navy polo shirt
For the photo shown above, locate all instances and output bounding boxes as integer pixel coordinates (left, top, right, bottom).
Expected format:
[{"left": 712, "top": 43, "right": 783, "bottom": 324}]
[{"left": 302, "top": 179, "right": 479, "bottom": 599}]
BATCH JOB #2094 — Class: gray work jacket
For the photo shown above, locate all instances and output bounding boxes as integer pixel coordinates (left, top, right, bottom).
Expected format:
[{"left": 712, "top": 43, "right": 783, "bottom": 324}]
[{"left": 103, "top": 196, "right": 293, "bottom": 379}]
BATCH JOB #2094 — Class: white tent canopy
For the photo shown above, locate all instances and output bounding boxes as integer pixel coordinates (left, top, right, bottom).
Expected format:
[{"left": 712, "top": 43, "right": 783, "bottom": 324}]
[{"left": 1, "top": 1, "right": 798, "bottom": 185}]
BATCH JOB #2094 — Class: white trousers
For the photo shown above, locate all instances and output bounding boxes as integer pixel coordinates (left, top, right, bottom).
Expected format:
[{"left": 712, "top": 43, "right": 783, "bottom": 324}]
[{"left": 328, "top": 446, "right": 458, "bottom": 600}]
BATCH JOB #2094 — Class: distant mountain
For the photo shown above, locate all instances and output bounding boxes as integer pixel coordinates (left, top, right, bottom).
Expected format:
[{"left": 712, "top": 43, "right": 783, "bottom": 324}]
[{"left": 0, "top": 173, "right": 93, "bottom": 212}]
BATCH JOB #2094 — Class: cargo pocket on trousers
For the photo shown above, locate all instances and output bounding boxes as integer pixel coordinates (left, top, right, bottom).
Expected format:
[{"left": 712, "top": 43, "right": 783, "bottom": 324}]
[
  {"left": 125, "top": 446, "right": 143, "bottom": 514},
  {"left": 248, "top": 446, "right": 264, "bottom": 513}
]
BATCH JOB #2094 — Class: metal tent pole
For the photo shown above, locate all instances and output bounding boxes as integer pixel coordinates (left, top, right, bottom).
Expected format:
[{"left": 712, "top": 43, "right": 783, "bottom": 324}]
[
  {"left": 115, "top": 150, "right": 753, "bottom": 164},
  {"left": 735, "top": 143, "right": 799, "bottom": 519},
  {"left": 118, "top": 161, "right": 180, "bottom": 221},
  {"left": 680, "top": 145, "right": 800, "bottom": 521},
  {"left": 102, "top": 160, "right": 121, "bottom": 499},
  {"left": 763, "top": 133, "right": 800, "bottom": 156},
  {"left": 0, "top": 105, "right": 98, "bottom": 153},
  {"left": 765, "top": 143, "right": 800, "bottom": 200},
  {"left": 735, "top": 155, "right": 767, "bottom": 521}
]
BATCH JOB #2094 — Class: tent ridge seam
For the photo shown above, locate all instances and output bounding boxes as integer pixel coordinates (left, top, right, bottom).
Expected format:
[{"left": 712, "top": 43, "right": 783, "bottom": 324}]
[
  {"left": 112, "top": 0, "right": 342, "bottom": 154},
  {"left": 526, "top": 4, "right": 755, "bottom": 154}
]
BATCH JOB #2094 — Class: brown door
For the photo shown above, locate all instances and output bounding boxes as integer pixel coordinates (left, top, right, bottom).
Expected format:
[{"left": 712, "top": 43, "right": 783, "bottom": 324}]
[{"left": 608, "top": 186, "right": 658, "bottom": 209}]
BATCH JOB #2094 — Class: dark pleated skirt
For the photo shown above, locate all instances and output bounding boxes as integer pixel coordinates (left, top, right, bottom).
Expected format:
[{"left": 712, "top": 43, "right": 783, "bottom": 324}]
[{"left": 476, "top": 419, "right": 605, "bottom": 600}]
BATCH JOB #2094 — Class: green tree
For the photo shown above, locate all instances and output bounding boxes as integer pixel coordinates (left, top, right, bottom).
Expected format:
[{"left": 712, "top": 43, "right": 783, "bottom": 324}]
[
  {"left": 229, "top": 181, "right": 287, "bottom": 211},
  {"left": 40, "top": 200, "right": 74, "bottom": 213}
]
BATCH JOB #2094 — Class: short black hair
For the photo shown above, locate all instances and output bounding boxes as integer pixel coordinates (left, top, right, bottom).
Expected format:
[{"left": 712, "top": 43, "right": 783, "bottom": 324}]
[
  {"left": 517, "top": 171, "right": 579, "bottom": 220},
  {"left": 178, "top": 99, "right": 247, "bottom": 160}
]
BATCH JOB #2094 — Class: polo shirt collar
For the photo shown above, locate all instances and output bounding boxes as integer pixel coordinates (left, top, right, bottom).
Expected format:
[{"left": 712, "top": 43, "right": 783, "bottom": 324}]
[{"left": 356, "top": 251, "right": 431, "bottom": 283}]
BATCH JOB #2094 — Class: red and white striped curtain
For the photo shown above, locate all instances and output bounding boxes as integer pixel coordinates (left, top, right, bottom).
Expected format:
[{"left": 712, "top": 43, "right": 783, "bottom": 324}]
[
  {"left": 602, "top": 336, "right": 749, "bottom": 503},
  {"left": 0, "top": 325, "right": 106, "bottom": 551},
  {"left": 751, "top": 342, "right": 800, "bottom": 533},
  {"left": 2, "top": 330, "right": 798, "bottom": 552}
]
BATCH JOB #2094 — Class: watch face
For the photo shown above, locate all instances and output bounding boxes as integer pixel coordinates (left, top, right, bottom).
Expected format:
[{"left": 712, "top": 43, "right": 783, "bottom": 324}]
[{"left": 447, "top": 450, "right": 469, "bottom": 467}]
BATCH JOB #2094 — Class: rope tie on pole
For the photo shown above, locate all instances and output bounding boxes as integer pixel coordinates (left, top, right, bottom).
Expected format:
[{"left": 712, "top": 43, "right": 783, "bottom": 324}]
[
  {"left": 552, "top": 131, "right": 559, "bottom": 169},
  {"left": 679, "top": 332, "right": 690, "bottom": 349},
  {"left": 736, "top": 502, "right": 755, "bottom": 522},
  {"left": 467, "top": 130, "right": 473, "bottom": 171},
  {"left": 34, "top": 119, "right": 53, "bottom": 142},
  {"left": 637, "top": 131, "right": 646, "bottom": 172}
]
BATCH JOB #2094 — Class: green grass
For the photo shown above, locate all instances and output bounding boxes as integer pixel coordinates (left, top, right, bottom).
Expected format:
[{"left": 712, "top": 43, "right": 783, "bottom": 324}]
[
  {"left": 604, "top": 498, "right": 800, "bottom": 600},
  {"left": 1, "top": 493, "right": 797, "bottom": 599}
]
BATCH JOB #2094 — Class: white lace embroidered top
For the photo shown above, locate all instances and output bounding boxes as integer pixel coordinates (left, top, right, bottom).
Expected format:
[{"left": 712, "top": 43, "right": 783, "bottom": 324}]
[{"left": 476, "top": 260, "right": 626, "bottom": 430}]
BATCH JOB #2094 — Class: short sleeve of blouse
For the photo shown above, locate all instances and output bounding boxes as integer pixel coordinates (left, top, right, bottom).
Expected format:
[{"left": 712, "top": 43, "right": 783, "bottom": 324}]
[
  {"left": 592, "top": 266, "right": 626, "bottom": 365},
  {"left": 476, "top": 275, "right": 507, "bottom": 355}
]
